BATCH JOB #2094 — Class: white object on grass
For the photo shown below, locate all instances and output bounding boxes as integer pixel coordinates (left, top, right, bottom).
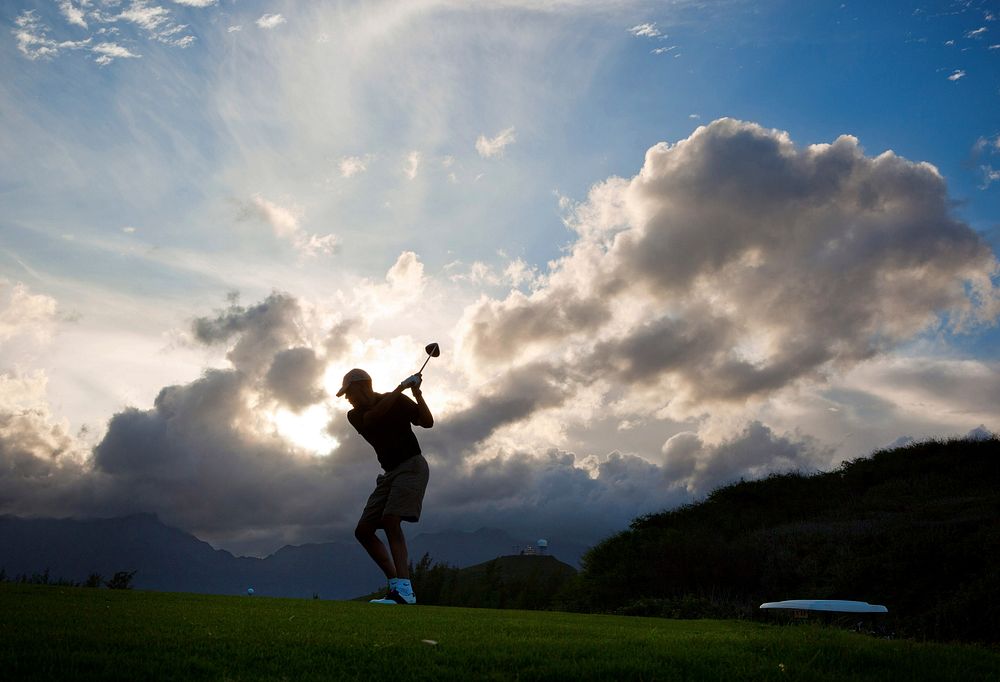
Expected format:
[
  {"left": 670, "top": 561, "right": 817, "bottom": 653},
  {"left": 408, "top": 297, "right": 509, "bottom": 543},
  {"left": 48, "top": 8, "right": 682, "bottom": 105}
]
[
  {"left": 247, "top": 587, "right": 254, "bottom": 596},
  {"left": 760, "top": 599, "right": 887, "bottom": 613}
]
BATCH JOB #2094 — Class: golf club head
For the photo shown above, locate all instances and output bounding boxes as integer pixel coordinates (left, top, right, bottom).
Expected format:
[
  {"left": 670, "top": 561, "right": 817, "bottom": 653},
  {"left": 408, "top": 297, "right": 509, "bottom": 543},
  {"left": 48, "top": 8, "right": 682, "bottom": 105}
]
[{"left": 417, "top": 342, "right": 441, "bottom": 375}]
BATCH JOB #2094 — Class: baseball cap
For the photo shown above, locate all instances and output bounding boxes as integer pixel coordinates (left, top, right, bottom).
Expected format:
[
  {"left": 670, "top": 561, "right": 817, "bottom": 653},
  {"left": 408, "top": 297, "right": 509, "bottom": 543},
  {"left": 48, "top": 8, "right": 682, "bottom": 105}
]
[{"left": 336, "top": 368, "right": 372, "bottom": 397}]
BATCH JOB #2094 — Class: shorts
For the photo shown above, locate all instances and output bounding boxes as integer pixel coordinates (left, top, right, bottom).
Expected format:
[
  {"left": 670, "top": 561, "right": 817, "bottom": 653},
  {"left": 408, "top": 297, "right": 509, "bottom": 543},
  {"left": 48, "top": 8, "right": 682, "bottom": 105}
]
[{"left": 359, "top": 454, "right": 430, "bottom": 526}]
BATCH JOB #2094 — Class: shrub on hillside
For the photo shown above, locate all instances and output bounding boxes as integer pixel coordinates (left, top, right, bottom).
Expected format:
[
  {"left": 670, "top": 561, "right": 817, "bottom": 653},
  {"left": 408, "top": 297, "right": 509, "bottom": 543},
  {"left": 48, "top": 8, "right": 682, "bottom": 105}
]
[
  {"left": 105, "top": 571, "right": 137, "bottom": 590},
  {"left": 570, "top": 437, "right": 1000, "bottom": 643},
  {"left": 407, "top": 553, "right": 576, "bottom": 610}
]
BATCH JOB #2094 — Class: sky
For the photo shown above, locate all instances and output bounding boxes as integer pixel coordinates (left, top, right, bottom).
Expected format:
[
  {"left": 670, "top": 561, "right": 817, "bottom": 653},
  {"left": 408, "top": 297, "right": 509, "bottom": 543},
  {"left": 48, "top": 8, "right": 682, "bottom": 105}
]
[{"left": 2, "top": 0, "right": 999, "bottom": 557}]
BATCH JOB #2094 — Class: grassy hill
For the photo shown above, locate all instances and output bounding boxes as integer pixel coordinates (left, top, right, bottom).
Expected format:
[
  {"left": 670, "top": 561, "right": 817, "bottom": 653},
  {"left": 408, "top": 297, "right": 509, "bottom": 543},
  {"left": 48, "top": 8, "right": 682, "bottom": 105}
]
[
  {"left": 359, "top": 554, "right": 577, "bottom": 610},
  {"left": 562, "top": 438, "right": 999, "bottom": 643},
  {"left": 2, "top": 583, "right": 998, "bottom": 681}
]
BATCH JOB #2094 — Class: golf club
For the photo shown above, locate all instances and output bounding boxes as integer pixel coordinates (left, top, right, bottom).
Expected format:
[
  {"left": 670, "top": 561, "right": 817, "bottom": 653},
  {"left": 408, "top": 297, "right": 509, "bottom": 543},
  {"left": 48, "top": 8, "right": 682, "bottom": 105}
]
[{"left": 417, "top": 342, "right": 440, "bottom": 374}]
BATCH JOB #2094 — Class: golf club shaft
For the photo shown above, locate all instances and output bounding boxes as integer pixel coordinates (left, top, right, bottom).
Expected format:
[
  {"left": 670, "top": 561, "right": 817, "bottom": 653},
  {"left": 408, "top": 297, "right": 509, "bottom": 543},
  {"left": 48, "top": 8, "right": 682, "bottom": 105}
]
[{"left": 417, "top": 355, "right": 431, "bottom": 374}]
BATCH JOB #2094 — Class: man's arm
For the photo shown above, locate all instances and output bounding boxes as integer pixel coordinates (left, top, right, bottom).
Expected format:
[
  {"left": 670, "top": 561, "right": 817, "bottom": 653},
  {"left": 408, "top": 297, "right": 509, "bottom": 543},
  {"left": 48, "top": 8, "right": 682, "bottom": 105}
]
[
  {"left": 411, "top": 386, "right": 433, "bottom": 428},
  {"left": 361, "top": 385, "right": 405, "bottom": 429}
]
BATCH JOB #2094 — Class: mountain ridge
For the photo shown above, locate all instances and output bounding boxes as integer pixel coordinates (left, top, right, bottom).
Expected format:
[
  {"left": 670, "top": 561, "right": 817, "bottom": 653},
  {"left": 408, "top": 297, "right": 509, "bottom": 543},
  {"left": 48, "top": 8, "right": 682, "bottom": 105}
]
[{"left": 0, "top": 514, "right": 587, "bottom": 599}]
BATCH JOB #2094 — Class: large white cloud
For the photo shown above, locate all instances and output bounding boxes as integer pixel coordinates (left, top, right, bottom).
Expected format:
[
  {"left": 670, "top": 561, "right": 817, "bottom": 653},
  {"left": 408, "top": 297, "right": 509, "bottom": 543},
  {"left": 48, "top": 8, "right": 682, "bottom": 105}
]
[
  {"left": 459, "top": 119, "right": 999, "bottom": 421},
  {"left": 0, "top": 280, "right": 58, "bottom": 344}
]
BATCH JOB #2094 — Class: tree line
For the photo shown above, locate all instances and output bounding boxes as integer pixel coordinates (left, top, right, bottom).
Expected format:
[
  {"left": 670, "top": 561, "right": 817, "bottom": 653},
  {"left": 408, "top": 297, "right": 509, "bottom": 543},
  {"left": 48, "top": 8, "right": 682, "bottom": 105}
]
[
  {"left": 392, "top": 554, "right": 576, "bottom": 611},
  {"left": 553, "top": 437, "right": 999, "bottom": 643},
  {"left": 0, "top": 568, "right": 137, "bottom": 590}
]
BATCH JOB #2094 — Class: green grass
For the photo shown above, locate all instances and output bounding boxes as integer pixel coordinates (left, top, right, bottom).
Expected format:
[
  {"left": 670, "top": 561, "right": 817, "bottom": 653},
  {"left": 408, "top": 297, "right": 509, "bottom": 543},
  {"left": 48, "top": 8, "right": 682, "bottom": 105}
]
[{"left": 1, "top": 584, "right": 997, "bottom": 681}]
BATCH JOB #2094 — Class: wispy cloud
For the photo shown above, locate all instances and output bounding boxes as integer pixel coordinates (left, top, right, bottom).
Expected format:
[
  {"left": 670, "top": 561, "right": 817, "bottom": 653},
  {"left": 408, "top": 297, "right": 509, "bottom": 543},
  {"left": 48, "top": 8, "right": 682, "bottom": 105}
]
[
  {"left": 948, "top": 69, "right": 966, "bottom": 81},
  {"left": 242, "top": 195, "right": 337, "bottom": 257},
  {"left": 247, "top": 195, "right": 300, "bottom": 237},
  {"left": 972, "top": 134, "right": 1000, "bottom": 155},
  {"left": 13, "top": 10, "right": 90, "bottom": 61},
  {"left": 93, "top": 42, "right": 141, "bottom": 66},
  {"left": 58, "top": 1, "right": 88, "bottom": 29},
  {"left": 965, "top": 26, "right": 987, "bottom": 38},
  {"left": 12, "top": 17, "right": 59, "bottom": 60},
  {"left": 627, "top": 22, "right": 661, "bottom": 38},
  {"left": 404, "top": 150, "right": 421, "bottom": 179},
  {"left": 339, "top": 155, "right": 370, "bottom": 178},
  {"left": 981, "top": 166, "right": 1000, "bottom": 189},
  {"left": 256, "top": 13, "right": 287, "bottom": 30},
  {"left": 15, "top": 0, "right": 200, "bottom": 62},
  {"left": 476, "top": 127, "right": 516, "bottom": 158},
  {"left": 113, "top": 1, "right": 172, "bottom": 35},
  {"left": 446, "top": 257, "right": 541, "bottom": 290}
]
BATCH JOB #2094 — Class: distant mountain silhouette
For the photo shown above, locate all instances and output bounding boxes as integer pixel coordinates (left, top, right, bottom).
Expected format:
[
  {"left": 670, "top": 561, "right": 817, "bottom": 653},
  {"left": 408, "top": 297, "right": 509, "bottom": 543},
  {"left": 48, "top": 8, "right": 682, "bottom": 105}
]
[
  {"left": 409, "top": 527, "right": 589, "bottom": 568},
  {"left": 0, "top": 514, "right": 588, "bottom": 599}
]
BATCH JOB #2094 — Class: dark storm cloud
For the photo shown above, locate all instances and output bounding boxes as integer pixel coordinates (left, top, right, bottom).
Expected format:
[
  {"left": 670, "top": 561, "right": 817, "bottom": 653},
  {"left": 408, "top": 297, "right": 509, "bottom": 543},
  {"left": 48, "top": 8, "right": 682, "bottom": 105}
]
[
  {"left": 0, "top": 403, "right": 92, "bottom": 515},
  {"left": 1, "top": 293, "right": 369, "bottom": 549},
  {"left": 661, "top": 421, "right": 828, "bottom": 496},
  {"left": 323, "top": 318, "right": 361, "bottom": 360},
  {"left": 869, "top": 358, "right": 1000, "bottom": 408},
  {"left": 87, "top": 365, "right": 374, "bottom": 539},
  {"left": 192, "top": 292, "right": 303, "bottom": 375},
  {"left": 840, "top": 357, "right": 1000, "bottom": 430},
  {"left": 460, "top": 119, "right": 999, "bottom": 410},
  {"left": 582, "top": 310, "right": 835, "bottom": 403},
  {"left": 0, "top": 371, "right": 111, "bottom": 521},
  {"left": 423, "top": 360, "right": 574, "bottom": 458},
  {"left": 422, "top": 448, "right": 683, "bottom": 543},
  {"left": 460, "top": 287, "right": 612, "bottom": 364},
  {"left": 265, "top": 347, "right": 325, "bottom": 411}
]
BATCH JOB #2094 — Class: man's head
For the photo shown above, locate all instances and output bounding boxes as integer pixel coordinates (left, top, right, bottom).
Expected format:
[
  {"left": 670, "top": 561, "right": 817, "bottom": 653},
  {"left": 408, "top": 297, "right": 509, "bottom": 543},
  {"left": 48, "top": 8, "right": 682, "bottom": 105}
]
[{"left": 337, "top": 368, "right": 375, "bottom": 408}]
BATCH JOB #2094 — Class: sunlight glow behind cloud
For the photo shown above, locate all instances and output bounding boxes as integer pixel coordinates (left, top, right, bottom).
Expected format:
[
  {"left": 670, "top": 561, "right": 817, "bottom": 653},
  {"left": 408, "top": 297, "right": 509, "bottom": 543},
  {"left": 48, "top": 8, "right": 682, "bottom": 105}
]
[{"left": 270, "top": 405, "right": 339, "bottom": 455}]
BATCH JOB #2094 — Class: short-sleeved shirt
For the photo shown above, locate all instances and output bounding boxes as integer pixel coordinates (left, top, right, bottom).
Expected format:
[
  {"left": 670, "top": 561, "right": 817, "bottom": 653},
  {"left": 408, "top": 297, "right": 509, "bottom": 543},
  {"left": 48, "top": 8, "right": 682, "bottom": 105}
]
[{"left": 347, "top": 392, "right": 422, "bottom": 471}]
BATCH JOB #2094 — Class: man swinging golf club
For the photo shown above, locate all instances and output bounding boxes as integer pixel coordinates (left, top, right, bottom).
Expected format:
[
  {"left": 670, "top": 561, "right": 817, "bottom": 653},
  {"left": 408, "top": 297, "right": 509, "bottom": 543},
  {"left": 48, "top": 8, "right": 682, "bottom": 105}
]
[{"left": 337, "top": 344, "right": 438, "bottom": 605}]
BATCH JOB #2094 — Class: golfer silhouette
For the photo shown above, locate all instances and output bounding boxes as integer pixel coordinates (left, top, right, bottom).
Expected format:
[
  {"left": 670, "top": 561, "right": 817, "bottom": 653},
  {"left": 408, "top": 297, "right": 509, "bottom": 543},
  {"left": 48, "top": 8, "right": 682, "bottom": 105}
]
[{"left": 337, "top": 368, "right": 433, "bottom": 605}]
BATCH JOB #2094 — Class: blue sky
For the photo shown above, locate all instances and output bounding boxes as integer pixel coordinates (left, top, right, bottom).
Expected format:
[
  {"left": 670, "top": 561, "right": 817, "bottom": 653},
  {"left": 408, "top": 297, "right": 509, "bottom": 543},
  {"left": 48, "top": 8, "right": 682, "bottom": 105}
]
[{"left": 1, "top": 0, "right": 998, "bottom": 555}]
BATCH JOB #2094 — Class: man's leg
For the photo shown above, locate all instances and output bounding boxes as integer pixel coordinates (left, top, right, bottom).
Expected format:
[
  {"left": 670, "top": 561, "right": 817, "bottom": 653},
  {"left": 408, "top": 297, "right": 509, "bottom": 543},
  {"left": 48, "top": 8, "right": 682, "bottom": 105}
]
[
  {"left": 382, "top": 514, "right": 409, "bottom": 579},
  {"left": 354, "top": 520, "right": 396, "bottom": 579}
]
